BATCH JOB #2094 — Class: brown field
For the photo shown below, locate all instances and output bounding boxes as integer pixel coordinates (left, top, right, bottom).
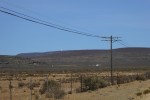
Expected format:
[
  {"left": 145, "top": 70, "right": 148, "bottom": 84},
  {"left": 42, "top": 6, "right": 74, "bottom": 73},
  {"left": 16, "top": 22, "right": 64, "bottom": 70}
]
[{"left": 0, "top": 71, "right": 150, "bottom": 100}]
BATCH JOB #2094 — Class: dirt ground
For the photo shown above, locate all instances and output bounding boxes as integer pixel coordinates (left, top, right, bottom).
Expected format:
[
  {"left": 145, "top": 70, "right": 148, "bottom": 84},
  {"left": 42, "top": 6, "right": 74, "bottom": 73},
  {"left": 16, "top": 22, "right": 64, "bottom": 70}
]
[
  {"left": 65, "top": 80, "right": 150, "bottom": 100},
  {"left": 0, "top": 72, "right": 150, "bottom": 100},
  {"left": 141, "top": 94, "right": 150, "bottom": 100}
]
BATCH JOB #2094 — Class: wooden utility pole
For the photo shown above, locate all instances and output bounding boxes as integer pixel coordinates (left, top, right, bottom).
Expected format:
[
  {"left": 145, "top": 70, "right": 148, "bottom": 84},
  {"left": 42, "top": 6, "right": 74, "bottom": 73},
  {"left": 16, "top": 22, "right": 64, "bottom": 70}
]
[
  {"left": 101, "top": 36, "right": 121, "bottom": 85},
  {"left": 110, "top": 36, "right": 113, "bottom": 84}
]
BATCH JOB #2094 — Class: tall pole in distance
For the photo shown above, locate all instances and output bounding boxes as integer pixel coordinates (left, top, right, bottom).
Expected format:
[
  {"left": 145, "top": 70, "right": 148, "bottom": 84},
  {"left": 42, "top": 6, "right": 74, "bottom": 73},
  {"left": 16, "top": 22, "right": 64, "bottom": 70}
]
[
  {"left": 110, "top": 36, "right": 113, "bottom": 84},
  {"left": 101, "top": 36, "right": 121, "bottom": 85}
]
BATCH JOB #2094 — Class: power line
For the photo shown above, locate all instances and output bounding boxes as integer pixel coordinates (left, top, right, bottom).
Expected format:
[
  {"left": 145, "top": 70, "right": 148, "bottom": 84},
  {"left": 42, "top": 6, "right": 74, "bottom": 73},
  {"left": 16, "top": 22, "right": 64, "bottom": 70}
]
[
  {"left": 0, "top": 7, "right": 90, "bottom": 35},
  {"left": 0, "top": 7, "right": 101, "bottom": 38},
  {"left": 118, "top": 41, "right": 129, "bottom": 48}
]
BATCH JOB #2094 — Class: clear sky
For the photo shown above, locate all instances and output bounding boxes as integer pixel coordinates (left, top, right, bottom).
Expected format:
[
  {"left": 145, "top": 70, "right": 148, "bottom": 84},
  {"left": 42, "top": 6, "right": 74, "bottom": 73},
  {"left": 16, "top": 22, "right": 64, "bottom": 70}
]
[{"left": 0, "top": 0, "right": 150, "bottom": 55}]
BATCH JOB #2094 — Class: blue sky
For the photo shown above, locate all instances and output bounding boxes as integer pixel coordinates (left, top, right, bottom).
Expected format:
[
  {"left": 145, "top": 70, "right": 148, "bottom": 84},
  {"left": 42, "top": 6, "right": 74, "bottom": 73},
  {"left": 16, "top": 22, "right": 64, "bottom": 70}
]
[{"left": 0, "top": 0, "right": 150, "bottom": 55}]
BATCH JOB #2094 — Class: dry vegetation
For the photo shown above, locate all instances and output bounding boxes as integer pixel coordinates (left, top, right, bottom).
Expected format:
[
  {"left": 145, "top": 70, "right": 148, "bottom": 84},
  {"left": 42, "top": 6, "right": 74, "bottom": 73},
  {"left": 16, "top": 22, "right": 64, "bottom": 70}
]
[{"left": 0, "top": 71, "right": 150, "bottom": 100}]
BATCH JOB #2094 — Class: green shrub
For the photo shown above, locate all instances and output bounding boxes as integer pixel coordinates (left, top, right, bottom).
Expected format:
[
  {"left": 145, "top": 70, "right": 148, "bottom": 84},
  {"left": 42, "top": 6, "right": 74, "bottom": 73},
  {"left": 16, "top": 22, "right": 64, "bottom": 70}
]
[
  {"left": 45, "top": 92, "right": 53, "bottom": 98},
  {"left": 54, "top": 89, "right": 66, "bottom": 99},
  {"left": 116, "top": 75, "right": 134, "bottom": 85},
  {"left": 31, "top": 82, "right": 40, "bottom": 88},
  {"left": 40, "top": 80, "right": 65, "bottom": 99},
  {"left": 35, "top": 94, "right": 39, "bottom": 100},
  {"left": 83, "top": 77, "right": 108, "bottom": 91},
  {"left": 28, "top": 82, "right": 40, "bottom": 90},
  {"left": 75, "top": 88, "right": 79, "bottom": 93},
  {"left": 136, "top": 92, "right": 142, "bottom": 97},
  {"left": 18, "top": 81, "right": 26, "bottom": 88},
  {"left": 136, "top": 75, "right": 146, "bottom": 81},
  {"left": 145, "top": 72, "right": 150, "bottom": 79},
  {"left": 143, "top": 89, "right": 150, "bottom": 95}
]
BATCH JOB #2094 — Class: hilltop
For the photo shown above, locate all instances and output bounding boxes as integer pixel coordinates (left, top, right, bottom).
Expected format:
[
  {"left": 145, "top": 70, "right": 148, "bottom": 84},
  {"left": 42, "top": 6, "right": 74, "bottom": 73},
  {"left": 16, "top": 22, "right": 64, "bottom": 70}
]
[{"left": 0, "top": 47, "right": 150, "bottom": 72}]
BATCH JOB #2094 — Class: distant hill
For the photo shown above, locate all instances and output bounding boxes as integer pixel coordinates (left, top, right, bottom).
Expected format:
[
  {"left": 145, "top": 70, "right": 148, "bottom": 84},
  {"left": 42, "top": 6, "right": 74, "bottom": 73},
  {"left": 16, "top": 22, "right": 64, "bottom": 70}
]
[
  {"left": 1, "top": 47, "right": 150, "bottom": 72},
  {"left": 17, "top": 51, "right": 61, "bottom": 58},
  {"left": 17, "top": 47, "right": 150, "bottom": 58},
  {"left": 0, "top": 55, "right": 45, "bottom": 72}
]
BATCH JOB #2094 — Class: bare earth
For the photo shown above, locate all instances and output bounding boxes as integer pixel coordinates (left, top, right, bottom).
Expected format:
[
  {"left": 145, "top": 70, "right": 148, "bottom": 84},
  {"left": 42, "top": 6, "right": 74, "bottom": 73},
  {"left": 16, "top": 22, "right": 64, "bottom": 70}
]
[
  {"left": 141, "top": 94, "right": 150, "bottom": 100},
  {"left": 65, "top": 80, "right": 150, "bottom": 100},
  {"left": 0, "top": 73, "right": 150, "bottom": 100}
]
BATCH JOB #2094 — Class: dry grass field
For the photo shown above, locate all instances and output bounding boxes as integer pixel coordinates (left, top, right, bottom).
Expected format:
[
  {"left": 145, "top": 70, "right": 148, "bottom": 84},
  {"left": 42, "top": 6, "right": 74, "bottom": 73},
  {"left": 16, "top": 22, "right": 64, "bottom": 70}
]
[
  {"left": 65, "top": 80, "right": 150, "bottom": 100},
  {"left": 0, "top": 71, "right": 150, "bottom": 100}
]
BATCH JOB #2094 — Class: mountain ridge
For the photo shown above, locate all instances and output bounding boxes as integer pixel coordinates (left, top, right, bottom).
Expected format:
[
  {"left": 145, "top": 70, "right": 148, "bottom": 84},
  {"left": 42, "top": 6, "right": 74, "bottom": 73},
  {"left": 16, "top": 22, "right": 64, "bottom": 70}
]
[
  {"left": 0, "top": 47, "right": 150, "bottom": 72},
  {"left": 17, "top": 47, "right": 150, "bottom": 58}
]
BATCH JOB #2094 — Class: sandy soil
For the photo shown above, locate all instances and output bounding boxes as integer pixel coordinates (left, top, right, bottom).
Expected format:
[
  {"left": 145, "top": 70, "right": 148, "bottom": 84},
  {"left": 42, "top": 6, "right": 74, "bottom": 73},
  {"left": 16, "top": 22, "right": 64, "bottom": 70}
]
[
  {"left": 65, "top": 80, "right": 150, "bottom": 100},
  {"left": 141, "top": 94, "right": 150, "bottom": 100},
  {"left": 0, "top": 73, "right": 149, "bottom": 100}
]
